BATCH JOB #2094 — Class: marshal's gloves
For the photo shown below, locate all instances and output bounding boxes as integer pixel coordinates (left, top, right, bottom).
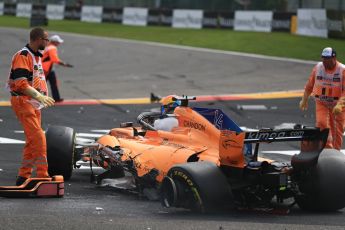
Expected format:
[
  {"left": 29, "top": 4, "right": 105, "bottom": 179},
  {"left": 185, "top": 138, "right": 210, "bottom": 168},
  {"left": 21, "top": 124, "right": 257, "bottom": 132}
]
[
  {"left": 299, "top": 98, "right": 308, "bottom": 111},
  {"left": 60, "top": 62, "right": 73, "bottom": 68},
  {"left": 36, "top": 94, "right": 55, "bottom": 107},
  {"left": 23, "top": 87, "right": 55, "bottom": 108},
  {"left": 64, "top": 63, "right": 73, "bottom": 68},
  {"left": 333, "top": 103, "right": 343, "bottom": 115}
]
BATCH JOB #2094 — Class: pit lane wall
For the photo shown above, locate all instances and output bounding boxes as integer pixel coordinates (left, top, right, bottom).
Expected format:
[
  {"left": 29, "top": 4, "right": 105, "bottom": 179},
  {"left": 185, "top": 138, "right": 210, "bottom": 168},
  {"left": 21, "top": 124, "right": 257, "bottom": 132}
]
[{"left": 1, "top": 2, "right": 344, "bottom": 39}]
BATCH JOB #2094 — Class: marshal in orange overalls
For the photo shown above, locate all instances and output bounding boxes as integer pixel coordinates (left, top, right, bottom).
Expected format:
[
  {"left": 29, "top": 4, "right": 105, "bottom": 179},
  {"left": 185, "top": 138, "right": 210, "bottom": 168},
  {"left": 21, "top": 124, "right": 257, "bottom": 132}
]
[
  {"left": 7, "top": 45, "right": 50, "bottom": 179},
  {"left": 303, "top": 60, "right": 345, "bottom": 150}
]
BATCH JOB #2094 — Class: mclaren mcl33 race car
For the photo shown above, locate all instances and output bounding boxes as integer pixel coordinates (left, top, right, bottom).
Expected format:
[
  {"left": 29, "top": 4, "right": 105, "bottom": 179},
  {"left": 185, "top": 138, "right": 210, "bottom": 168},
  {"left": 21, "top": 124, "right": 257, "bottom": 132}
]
[{"left": 46, "top": 96, "right": 345, "bottom": 213}]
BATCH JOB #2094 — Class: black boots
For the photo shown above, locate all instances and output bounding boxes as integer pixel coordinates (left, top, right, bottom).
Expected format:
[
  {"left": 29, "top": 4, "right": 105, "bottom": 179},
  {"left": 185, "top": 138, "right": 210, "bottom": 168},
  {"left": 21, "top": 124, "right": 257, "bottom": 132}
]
[{"left": 15, "top": 176, "right": 27, "bottom": 186}]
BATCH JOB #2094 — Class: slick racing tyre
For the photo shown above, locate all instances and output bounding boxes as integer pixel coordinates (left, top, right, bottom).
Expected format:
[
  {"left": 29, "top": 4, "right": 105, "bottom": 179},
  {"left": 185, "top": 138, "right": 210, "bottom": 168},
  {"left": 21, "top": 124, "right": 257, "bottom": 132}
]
[
  {"left": 46, "top": 126, "right": 75, "bottom": 180},
  {"left": 161, "top": 161, "right": 234, "bottom": 212},
  {"left": 295, "top": 148, "right": 345, "bottom": 211}
]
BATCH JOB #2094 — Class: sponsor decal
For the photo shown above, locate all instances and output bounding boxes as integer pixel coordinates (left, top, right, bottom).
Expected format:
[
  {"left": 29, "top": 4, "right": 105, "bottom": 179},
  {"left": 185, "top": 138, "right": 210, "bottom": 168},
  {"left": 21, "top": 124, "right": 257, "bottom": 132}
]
[
  {"left": 272, "top": 20, "right": 290, "bottom": 29},
  {"left": 248, "top": 131, "right": 286, "bottom": 139},
  {"left": 297, "top": 9, "right": 328, "bottom": 38},
  {"left": 318, "top": 95, "right": 336, "bottom": 102},
  {"left": 172, "top": 9, "right": 203, "bottom": 29},
  {"left": 298, "top": 18, "right": 327, "bottom": 30},
  {"left": 161, "top": 139, "right": 185, "bottom": 149},
  {"left": 183, "top": 120, "right": 206, "bottom": 131},
  {"left": 123, "top": 13, "right": 147, "bottom": 22},
  {"left": 328, "top": 19, "right": 343, "bottom": 32},
  {"left": 173, "top": 171, "right": 194, "bottom": 187},
  {"left": 234, "top": 11, "right": 273, "bottom": 32},
  {"left": 247, "top": 130, "right": 304, "bottom": 140},
  {"left": 0, "top": 2, "right": 4, "bottom": 16},
  {"left": 317, "top": 74, "right": 341, "bottom": 83},
  {"left": 173, "top": 14, "right": 202, "bottom": 25},
  {"left": 81, "top": 6, "right": 103, "bottom": 23},
  {"left": 222, "top": 139, "right": 242, "bottom": 149},
  {"left": 46, "top": 4, "right": 65, "bottom": 20},
  {"left": 214, "top": 110, "right": 224, "bottom": 129},
  {"left": 148, "top": 15, "right": 160, "bottom": 24},
  {"left": 123, "top": 7, "right": 148, "bottom": 26},
  {"left": 219, "top": 17, "right": 233, "bottom": 27},
  {"left": 16, "top": 3, "right": 32, "bottom": 18}
]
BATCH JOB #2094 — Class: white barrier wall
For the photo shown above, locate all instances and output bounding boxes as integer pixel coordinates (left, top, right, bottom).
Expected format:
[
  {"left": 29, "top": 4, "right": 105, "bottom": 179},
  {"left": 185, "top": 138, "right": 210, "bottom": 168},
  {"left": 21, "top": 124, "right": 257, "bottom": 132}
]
[
  {"left": 81, "top": 6, "right": 103, "bottom": 23},
  {"left": 172, "top": 9, "right": 203, "bottom": 29},
  {"left": 0, "top": 2, "right": 4, "bottom": 16},
  {"left": 4, "top": 3, "right": 343, "bottom": 39},
  {"left": 297, "top": 9, "right": 328, "bottom": 38},
  {"left": 234, "top": 11, "right": 273, "bottom": 32},
  {"left": 16, "top": 3, "right": 32, "bottom": 18},
  {"left": 46, "top": 4, "right": 65, "bottom": 20},
  {"left": 122, "top": 7, "right": 148, "bottom": 26}
]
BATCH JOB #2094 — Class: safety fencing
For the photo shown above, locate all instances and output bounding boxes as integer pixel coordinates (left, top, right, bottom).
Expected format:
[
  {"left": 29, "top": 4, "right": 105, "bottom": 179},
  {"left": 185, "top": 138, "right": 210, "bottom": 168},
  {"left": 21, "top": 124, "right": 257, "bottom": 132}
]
[{"left": 0, "top": 2, "right": 344, "bottom": 39}]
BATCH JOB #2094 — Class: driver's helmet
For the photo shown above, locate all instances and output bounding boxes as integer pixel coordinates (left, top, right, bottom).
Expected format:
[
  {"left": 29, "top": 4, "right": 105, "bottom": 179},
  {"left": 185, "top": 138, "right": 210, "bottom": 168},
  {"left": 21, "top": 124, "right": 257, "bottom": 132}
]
[{"left": 161, "top": 95, "right": 181, "bottom": 115}]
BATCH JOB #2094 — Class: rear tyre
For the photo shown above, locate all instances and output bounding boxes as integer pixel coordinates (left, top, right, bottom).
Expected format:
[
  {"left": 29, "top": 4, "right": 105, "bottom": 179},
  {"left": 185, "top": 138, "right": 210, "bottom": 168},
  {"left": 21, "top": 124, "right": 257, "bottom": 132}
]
[
  {"left": 161, "top": 161, "right": 233, "bottom": 212},
  {"left": 295, "top": 148, "right": 345, "bottom": 211},
  {"left": 46, "top": 126, "right": 75, "bottom": 180}
]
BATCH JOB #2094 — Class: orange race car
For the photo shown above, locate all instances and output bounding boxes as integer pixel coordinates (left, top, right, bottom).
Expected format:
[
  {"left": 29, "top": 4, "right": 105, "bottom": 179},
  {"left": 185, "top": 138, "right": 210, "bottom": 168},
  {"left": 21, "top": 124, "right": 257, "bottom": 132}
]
[{"left": 46, "top": 96, "right": 345, "bottom": 212}]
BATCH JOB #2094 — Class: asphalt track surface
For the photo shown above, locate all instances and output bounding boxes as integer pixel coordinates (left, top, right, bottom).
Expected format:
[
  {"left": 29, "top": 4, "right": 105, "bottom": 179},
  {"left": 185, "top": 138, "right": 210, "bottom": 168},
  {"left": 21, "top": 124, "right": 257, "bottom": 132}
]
[
  {"left": 0, "top": 27, "right": 345, "bottom": 229},
  {"left": 0, "top": 27, "right": 315, "bottom": 100}
]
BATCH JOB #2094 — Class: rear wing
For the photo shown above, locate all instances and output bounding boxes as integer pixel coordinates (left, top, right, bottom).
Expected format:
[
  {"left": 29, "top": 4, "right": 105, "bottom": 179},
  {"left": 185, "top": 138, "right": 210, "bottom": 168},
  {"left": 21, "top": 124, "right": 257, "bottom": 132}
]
[
  {"left": 244, "top": 127, "right": 327, "bottom": 143},
  {"left": 244, "top": 127, "right": 329, "bottom": 163}
]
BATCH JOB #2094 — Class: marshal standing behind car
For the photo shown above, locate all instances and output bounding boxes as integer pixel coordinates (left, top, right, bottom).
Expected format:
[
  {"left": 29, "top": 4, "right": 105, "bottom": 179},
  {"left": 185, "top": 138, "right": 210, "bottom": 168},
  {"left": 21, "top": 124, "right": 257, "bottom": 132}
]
[
  {"left": 42, "top": 35, "right": 73, "bottom": 103},
  {"left": 299, "top": 47, "right": 345, "bottom": 150}
]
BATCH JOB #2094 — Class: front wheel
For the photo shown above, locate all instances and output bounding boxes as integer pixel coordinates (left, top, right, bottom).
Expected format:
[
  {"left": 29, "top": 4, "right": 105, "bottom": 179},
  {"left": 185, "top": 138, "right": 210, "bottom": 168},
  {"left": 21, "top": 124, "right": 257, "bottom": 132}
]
[{"left": 46, "top": 126, "right": 75, "bottom": 180}]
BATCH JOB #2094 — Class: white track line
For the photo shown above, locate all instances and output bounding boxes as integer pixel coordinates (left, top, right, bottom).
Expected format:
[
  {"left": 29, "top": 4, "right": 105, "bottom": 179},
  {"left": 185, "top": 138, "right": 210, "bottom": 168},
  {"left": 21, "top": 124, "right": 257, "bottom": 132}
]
[{"left": 0, "top": 137, "right": 24, "bottom": 144}]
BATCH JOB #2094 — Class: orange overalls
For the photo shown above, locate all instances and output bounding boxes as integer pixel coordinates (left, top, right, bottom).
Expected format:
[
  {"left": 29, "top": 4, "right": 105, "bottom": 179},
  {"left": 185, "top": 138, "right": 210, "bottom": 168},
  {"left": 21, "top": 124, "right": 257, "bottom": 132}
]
[
  {"left": 42, "top": 44, "right": 61, "bottom": 76},
  {"left": 304, "top": 61, "right": 345, "bottom": 150},
  {"left": 7, "top": 45, "right": 49, "bottom": 178},
  {"left": 42, "top": 44, "right": 63, "bottom": 101}
]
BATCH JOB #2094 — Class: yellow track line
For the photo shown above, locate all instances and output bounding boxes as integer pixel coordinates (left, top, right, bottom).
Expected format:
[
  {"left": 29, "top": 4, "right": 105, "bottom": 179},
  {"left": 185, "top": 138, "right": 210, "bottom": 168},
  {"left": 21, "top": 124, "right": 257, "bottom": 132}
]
[{"left": 0, "top": 90, "right": 304, "bottom": 106}]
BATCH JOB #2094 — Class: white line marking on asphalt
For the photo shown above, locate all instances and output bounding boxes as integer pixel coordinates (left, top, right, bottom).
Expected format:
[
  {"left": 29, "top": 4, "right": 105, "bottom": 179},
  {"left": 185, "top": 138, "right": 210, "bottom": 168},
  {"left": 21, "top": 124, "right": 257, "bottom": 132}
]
[
  {"left": 0, "top": 137, "right": 24, "bottom": 144},
  {"left": 77, "top": 165, "right": 103, "bottom": 170},
  {"left": 91, "top": 130, "right": 110, "bottom": 133},
  {"left": 76, "top": 133, "right": 103, "bottom": 138},
  {"left": 261, "top": 150, "right": 345, "bottom": 155},
  {"left": 261, "top": 150, "right": 299, "bottom": 156},
  {"left": 76, "top": 137, "right": 95, "bottom": 143},
  {"left": 237, "top": 105, "right": 268, "bottom": 110},
  {"left": 76, "top": 161, "right": 103, "bottom": 170}
]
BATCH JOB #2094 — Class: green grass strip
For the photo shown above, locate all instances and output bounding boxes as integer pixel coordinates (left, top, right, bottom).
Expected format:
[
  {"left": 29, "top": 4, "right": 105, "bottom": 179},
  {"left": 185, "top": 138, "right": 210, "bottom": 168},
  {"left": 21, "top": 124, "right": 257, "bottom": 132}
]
[{"left": 1, "top": 15, "right": 344, "bottom": 61}]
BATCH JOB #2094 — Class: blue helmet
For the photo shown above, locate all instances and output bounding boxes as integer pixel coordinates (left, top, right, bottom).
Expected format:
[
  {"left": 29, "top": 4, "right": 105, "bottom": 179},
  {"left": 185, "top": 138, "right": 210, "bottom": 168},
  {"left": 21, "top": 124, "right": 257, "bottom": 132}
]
[{"left": 160, "top": 95, "right": 181, "bottom": 114}]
